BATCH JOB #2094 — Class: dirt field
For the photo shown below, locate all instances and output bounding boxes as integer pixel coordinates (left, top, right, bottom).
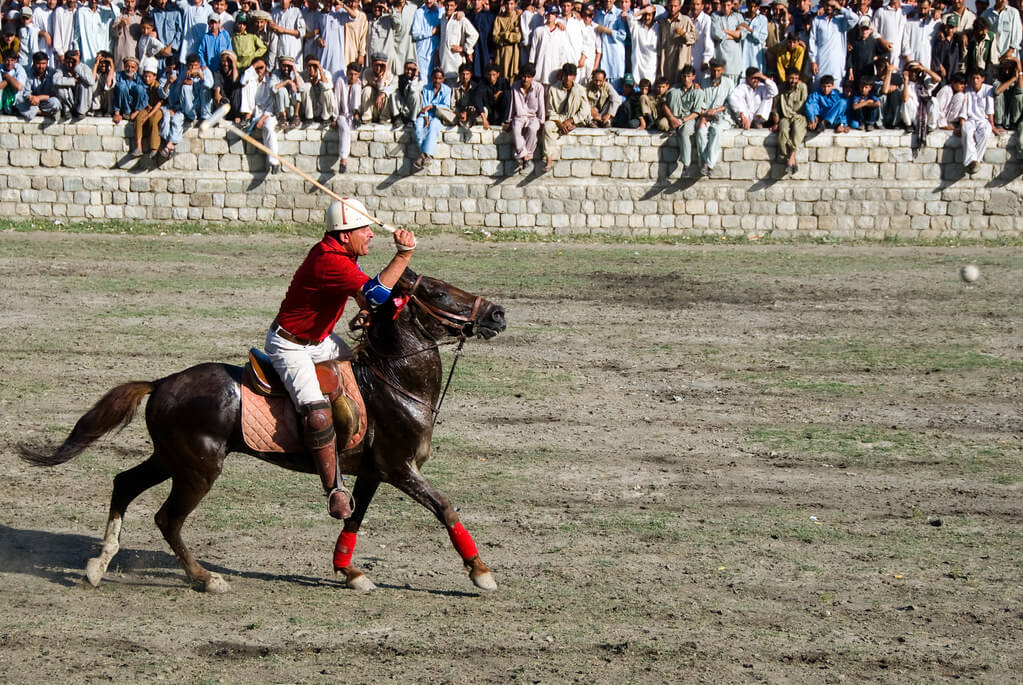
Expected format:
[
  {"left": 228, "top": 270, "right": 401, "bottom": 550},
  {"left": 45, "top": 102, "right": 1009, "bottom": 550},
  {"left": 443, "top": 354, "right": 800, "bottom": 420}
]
[{"left": 1, "top": 231, "right": 1021, "bottom": 683}]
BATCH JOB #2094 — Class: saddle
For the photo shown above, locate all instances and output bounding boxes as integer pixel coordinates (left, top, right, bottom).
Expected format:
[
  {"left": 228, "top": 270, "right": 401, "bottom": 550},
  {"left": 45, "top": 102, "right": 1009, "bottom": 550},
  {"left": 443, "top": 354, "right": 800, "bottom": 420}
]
[{"left": 240, "top": 348, "right": 367, "bottom": 454}]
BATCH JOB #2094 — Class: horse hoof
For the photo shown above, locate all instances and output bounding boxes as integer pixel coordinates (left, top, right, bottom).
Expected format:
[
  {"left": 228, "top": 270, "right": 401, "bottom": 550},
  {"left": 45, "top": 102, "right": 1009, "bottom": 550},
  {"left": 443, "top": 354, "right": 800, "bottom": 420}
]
[
  {"left": 202, "top": 573, "right": 231, "bottom": 594},
  {"left": 471, "top": 571, "right": 498, "bottom": 591},
  {"left": 84, "top": 557, "right": 105, "bottom": 587},
  {"left": 346, "top": 573, "right": 377, "bottom": 593}
]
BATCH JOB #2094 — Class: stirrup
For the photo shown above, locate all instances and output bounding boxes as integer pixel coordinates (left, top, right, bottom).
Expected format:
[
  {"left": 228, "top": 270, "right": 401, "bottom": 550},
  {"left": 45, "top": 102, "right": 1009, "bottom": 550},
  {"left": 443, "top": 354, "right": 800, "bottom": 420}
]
[{"left": 326, "top": 486, "right": 354, "bottom": 520}]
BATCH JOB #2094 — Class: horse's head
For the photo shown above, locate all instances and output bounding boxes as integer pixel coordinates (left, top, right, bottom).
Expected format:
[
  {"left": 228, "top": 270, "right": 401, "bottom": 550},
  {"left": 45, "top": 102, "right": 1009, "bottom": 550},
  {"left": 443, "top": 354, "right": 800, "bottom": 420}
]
[{"left": 391, "top": 269, "right": 506, "bottom": 341}]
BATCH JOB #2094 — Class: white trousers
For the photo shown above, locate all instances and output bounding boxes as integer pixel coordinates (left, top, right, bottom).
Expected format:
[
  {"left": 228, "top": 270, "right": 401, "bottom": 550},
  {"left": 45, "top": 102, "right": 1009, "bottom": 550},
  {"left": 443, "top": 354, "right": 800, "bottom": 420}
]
[
  {"left": 264, "top": 325, "right": 347, "bottom": 408},
  {"left": 337, "top": 112, "right": 354, "bottom": 161},
  {"left": 961, "top": 118, "right": 991, "bottom": 166}
]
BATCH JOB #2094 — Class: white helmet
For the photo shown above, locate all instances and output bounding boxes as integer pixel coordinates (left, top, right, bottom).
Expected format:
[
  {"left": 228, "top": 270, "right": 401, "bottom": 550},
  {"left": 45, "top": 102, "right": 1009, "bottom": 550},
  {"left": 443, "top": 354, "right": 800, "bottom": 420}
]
[{"left": 325, "top": 198, "right": 373, "bottom": 232}]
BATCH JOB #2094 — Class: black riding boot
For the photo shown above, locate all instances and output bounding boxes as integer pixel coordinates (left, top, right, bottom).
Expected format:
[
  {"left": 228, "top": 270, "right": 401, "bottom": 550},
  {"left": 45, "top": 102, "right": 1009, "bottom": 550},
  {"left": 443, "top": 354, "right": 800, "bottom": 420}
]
[{"left": 302, "top": 400, "right": 352, "bottom": 520}]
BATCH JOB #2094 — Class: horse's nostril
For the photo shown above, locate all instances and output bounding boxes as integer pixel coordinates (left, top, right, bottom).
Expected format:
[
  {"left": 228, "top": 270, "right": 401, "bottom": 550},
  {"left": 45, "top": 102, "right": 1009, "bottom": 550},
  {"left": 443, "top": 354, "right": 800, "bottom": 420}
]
[{"left": 491, "top": 309, "right": 505, "bottom": 322}]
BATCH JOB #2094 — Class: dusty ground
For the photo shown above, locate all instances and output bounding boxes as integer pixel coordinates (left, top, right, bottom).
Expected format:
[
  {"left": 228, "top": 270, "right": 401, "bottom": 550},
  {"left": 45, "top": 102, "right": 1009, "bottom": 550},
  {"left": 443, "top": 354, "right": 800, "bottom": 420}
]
[{"left": 0, "top": 231, "right": 1021, "bottom": 683}]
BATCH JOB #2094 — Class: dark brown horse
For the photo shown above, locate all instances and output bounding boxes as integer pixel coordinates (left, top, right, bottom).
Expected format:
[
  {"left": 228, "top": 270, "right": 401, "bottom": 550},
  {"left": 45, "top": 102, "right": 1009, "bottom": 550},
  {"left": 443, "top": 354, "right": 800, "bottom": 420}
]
[{"left": 19, "top": 269, "right": 506, "bottom": 594}]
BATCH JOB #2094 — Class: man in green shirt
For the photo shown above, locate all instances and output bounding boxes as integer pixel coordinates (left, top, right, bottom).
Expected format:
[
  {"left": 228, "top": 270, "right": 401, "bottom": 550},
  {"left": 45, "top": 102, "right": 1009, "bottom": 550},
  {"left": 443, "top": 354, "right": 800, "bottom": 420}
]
[
  {"left": 772, "top": 68, "right": 807, "bottom": 175},
  {"left": 658, "top": 64, "right": 703, "bottom": 172}
]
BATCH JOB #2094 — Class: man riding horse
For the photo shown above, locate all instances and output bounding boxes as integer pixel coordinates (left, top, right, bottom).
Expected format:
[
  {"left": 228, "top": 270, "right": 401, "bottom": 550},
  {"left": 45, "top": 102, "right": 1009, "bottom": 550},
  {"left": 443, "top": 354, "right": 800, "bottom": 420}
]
[{"left": 265, "top": 199, "right": 417, "bottom": 520}]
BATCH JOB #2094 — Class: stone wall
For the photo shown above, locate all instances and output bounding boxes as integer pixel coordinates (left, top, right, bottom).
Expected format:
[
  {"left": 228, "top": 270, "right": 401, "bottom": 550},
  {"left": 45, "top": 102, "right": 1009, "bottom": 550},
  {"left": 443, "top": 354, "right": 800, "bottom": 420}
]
[{"left": 1, "top": 116, "right": 1022, "bottom": 239}]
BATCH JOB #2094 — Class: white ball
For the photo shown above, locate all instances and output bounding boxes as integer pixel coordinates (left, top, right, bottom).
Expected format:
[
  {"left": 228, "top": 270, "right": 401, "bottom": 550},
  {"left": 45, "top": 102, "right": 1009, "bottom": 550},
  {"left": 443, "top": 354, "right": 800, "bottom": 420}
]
[{"left": 960, "top": 264, "right": 980, "bottom": 283}]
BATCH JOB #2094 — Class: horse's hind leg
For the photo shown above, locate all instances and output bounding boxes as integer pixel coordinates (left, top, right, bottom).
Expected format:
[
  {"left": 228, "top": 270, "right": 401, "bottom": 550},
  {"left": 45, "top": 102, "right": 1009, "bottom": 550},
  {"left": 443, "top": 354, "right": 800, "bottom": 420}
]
[
  {"left": 390, "top": 466, "right": 497, "bottom": 591},
  {"left": 154, "top": 474, "right": 229, "bottom": 594},
  {"left": 86, "top": 455, "right": 170, "bottom": 587},
  {"left": 332, "top": 474, "right": 380, "bottom": 592}
]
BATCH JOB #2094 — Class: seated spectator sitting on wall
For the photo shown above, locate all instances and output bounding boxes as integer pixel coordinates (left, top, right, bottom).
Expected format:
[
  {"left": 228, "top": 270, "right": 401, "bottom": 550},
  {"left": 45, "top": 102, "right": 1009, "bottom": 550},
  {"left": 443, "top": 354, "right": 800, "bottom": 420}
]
[
  {"left": 805, "top": 74, "right": 849, "bottom": 132},
  {"left": 111, "top": 54, "right": 145, "bottom": 123},
  {"left": 391, "top": 59, "right": 422, "bottom": 127},
  {"left": 659, "top": 65, "right": 702, "bottom": 172},
  {"left": 650, "top": 77, "right": 674, "bottom": 131},
  {"left": 848, "top": 75, "right": 881, "bottom": 130},
  {"left": 695, "top": 57, "right": 734, "bottom": 176},
  {"left": 586, "top": 68, "right": 621, "bottom": 127},
  {"left": 239, "top": 55, "right": 283, "bottom": 174},
  {"left": 90, "top": 51, "right": 117, "bottom": 115},
  {"left": 299, "top": 56, "right": 336, "bottom": 123},
  {"left": 273, "top": 55, "right": 303, "bottom": 129},
  {"left": 360, "top": 52, "right": 396, "bottom": 123},
  {"left": 17, "top": 51, "right": 58, "bottom": 120},
  {"left": 213, "top": 49, "right": 244, "bottom": 122},
  {"left": 0, "top": 49, "right": 26, "bottom": 115},
  {"left": 900, "top": 60, "right": 941, "bottom": 140},
  {"left": 993, "top": 59, "right": 1023, "bottom": 132},
  {"left": 772, "top": 67, "right": 808, "bottom": 175},
  {"left": 54, "top": 49, "right": 95, "bottom": 120},
  {"left": 727, "top": 66, "right": 778, "bottom": 129},
  {"left": 505, "top": 62, "right": 544, "bottom": 171},
  {"left": 452, "top": 61, "right": 483, "bottom": 128},
  {"left": 541, "top": 62, "right": 588, "bottom": 172},
  {"left": 475, "top": 62, "right": 509, "bottom": 129},
  {"left": 414, "top": 67, "right": 454, "bottom": 169},
  {"left": 932, "top": 72, "right": 967, "bottom": 131},
  {"left": 159, "top": 53, "right": 213, "bottom": 158},
  {"left": 611, "top": 73, "right": 642, "bottom": 127},
  {"left": 131, "top": 57, "right": 164, "bottom": 157},
  {"left": 960, "top": 67, "right": 999, "bottom": 175}
]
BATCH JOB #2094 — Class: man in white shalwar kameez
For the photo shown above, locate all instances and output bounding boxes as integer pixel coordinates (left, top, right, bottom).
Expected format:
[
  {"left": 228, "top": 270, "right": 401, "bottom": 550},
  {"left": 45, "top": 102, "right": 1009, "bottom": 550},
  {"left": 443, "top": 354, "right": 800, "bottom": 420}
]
[
  {"left": 391, "top": 0, "right": 417, "bottom": 74},
  {"left": 272, "top": 0, "right": 307, "bottom": 65},
  {"left": 178, "top": 0, "right": 212, "bottom": 66},
  {"left": 871, "top": 0, "right": 908, "bottom": 68},
  {"left": 904, "top": 0, "right": 940, "bottom": 69},
  {"left": 438, "top": 0, "right": 478, "bottom": 83},
  {"left": 808, "top": 0, "right": 858, "bottom": 85},
  {"left": 239, "top": 56, "right": 282, "bottom": 173},
  {"left": 530, "top": 8, "right": 571, "bottom": 86},
  {"left": 690, "top": 0, "right": 714, "bottom": 83},
  {"left": 625, "top": 5, "right": 659, "bottom": 85},
  {"left": 959, "top": 70, "right": 997, "bottom": 174},
  {"left": 50, "top": 0, "right": 77, "bottom": 60},
  {"left": 74, "top": 0, "right": 116, "bottom": 68}
]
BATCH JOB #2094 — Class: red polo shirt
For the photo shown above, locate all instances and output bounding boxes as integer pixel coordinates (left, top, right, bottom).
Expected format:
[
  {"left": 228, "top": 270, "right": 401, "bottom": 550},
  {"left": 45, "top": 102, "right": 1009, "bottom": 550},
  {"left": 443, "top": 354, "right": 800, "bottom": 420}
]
[{"left": 274, "top": 233, "right": 369, "bottom": 342}]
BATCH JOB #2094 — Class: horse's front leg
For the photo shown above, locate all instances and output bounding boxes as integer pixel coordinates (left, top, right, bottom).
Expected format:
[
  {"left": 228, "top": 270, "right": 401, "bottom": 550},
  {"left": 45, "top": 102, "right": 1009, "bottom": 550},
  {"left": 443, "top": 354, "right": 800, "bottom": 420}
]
[
  {"left": 332, "top": 474, "right": 380, "bottom": 592},
  {"left": 390, "top": 466, "right": 497, "bottom": 591}
]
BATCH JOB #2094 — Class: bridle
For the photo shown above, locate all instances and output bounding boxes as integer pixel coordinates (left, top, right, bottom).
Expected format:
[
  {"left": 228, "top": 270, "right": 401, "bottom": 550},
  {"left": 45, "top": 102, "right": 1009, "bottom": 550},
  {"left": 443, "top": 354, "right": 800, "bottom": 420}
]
[{"left": 365, "top": 275, "right": 487, "bottom": 425}]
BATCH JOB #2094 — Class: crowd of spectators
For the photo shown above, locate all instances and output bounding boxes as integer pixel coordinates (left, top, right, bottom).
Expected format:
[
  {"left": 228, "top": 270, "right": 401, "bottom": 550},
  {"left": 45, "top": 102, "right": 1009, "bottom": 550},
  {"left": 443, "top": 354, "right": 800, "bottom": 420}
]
[{"left": 0, "top": 0, "right": 1019, "bottom": 174}]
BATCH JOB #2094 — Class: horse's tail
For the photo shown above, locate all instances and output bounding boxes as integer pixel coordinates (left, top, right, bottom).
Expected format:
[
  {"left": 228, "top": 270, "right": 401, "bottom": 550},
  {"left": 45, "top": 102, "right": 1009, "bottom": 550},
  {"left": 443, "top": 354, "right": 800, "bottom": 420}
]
[{"left": 18, "top": 381, "right": 154, "bottom": 467}]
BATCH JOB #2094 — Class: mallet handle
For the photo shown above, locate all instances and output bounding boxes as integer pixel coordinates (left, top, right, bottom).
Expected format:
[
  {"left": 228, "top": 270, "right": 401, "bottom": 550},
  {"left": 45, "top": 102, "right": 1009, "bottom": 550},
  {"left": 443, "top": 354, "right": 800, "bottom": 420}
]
[{"left": 219, "top": 120, "right": 396, "bottom": 234}]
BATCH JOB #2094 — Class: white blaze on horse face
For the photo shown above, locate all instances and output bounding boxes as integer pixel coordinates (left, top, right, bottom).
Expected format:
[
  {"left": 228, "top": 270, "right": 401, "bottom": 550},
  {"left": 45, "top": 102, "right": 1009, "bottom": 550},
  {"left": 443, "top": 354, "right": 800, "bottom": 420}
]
[{"left": 85, "top": 514, "right": 122, "bottom": 587}]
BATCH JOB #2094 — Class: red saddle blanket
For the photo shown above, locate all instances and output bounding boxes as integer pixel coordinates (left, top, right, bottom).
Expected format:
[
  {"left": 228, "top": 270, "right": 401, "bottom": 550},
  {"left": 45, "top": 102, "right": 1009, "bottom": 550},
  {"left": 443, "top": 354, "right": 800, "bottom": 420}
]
[{"left": 240, "top": 361, "right": 367, "bottom": 454}]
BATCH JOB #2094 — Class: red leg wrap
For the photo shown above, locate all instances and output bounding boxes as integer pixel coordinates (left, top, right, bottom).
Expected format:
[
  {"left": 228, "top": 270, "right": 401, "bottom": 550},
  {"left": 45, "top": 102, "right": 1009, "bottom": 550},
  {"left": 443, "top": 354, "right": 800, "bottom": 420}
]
[
  {"left": 333, "top": 530, "right": 357, "bottom": 570},
  {"left": 448, "top": 522, "right": 478, "bottom": 561}
]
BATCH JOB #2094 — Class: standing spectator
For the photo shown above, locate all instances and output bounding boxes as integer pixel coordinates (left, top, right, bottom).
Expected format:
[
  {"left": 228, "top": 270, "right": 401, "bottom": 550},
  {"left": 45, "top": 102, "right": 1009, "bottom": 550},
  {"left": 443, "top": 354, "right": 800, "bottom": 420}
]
[
  {"left": 981, "top": 0, "right": 1022, "bottom": 63},
  {"left": 690, "top": 0, "right": 715, "bottom": 83},
  {"left": 657, "top": 0, "right": 696, "bottom": 87},
  {"left": 557, "top": 0, "right": 584, "bottom": 80},
  {"left": 33, "top": 0, "right": 57, "bottom": 61},
  {"left": 530, "top": 7, "right": 571, "bottom": 86},
  {"left": 943, "top": 0, "right": 976, "bottom": 37},
  {"left": 965, "top": 18, "right": 998, "bottom": 82},
  {"left": 198, "top": 15, "right": 232, "bottom": 69},
  {"left": 413, "top": 66, "right": 450, "bottom": 168},
  {"left": 16, "top": 7, "right": 44, "bottom": 71},
  {"left": 872, "top": 0, "right": 908, "bottom": 68},
  {"left": 335, "top": 60, "right": 361, "bottom": 172},
  {"left": 298, "top": 55, "right": 336, "bottom": 122},
  {"left": 50, "top": 0, "right": 76, "bottom": 63},
  {"left": 695, "top": 57, "right": 733, "bottom": 175},
  {"left": 805, "top": 73, "right": 849, "bottom": 131},
  {"left": 180, "top": 0, "right": 213, "bottom": 68},
  {"left": 519, "top": 0, "right": 544, "bottom": 73},
  {"left": 0, "top": 49, "right": 25, "bottom": 114},
  {"left": 492, "top": 0, "right": 521, "bottom": 82},
  {"left": 625, "top": 2, "right": 659, "bottom": 86},
  {"left": 301, "top": 0, "right": 324, "bottom": 65},
  {"left": 505, "top": 62, "right": 544, "bottom": 170},
  {"left": 111, "top": 0, "right": 142, "bottom": 68},
  {"left": 765, "top": 0, "right": 791, "bottom": 75},
  {"left": 905, "top": 0, "right": 941, "bottom": 70},
  {"left": 17, "top": 50, "right": 60, "bottom": 119},
  {"left": 208, "top": 0, "right": 234, "bottom": 35},
  {"left": 53, "top": 48, "right": 94, "bottom": 119},
  {"left": 772, "top": 67, "right": 807, "bottom": 174},
  {"left": 342, "top": 0, "right": 368, "bottom": 70},
  {"left": 711, "top": 0, "right": 745, "bottom": 84},
  {"left": 586, "top": 66, "right": 620, "bottom": 126},
  {"left": 367, "top": 2, "right": 397, "bottom": 72},
  {"left": 993, "top": 59, "right": 1023, "bottom": 130},
  {"left": 932, "top": 15, "right": 962, "bottom": 80},
  {"left": 728, "top": 65, "right": 777, "bottom": 128},
  {"left": 411, "top": 0, "right": 443, "bottom": 83},
  {"left": 849, "top": 75, "right": 882, "bottom": 129},
  {"left": 233, "top": 13, "right": 267, "bottom": 69},
  {"left": 149, "top": 0, "right": 183, "bottom": 67},
  {"left": 847, "top": 16, "right": 885, "bottom": 85},
  {"left": 272, "top": 0, "right": 306, "bottom": 65},
  {"left": 239, "top": 55, "right": 283, "bottom": 173},
  {"left": 360, "top": 51, "right": 397, "bottom": 122},
  {"left": 594, "top": 0, "right": 627, "bottom": 91},
  {"left": 212, "top": 48, "right": 243, "bottom": 120},
  {"left": 391, "top": 57, "right": 421, "bottom": 124},
  {"left": 137, "top": 18, "right": 166, "bottom": 61},
  {"left": 467, "top": 0, "right": 495, "bottom": 79},
  {"left": 438, "top": 0, "right": 478, "bottom": 83},
  {"left": 131, "top": 58, "right": 164, "bottom": 157},
  {"left": 74, "top": 0, "right": 116, "bottom": 68},
  {"left": 578, "top": 5, "right": 600, "bottom": 85},
  {"left": 476, "top": 60, "right": 509, "bottom": 127},
  {"left": 159, "top": 52, "right": 212, "bottom": 157},
  {"left": 390, "top": 0, "right": 417, "bottom": 75},
  {"left": 659, "top": 63, "right": 701, "bottom": 171},
  {"left": 541, "top": 61, "right": 587, "bottom": 171},
  {"left": 960, "top": 68, "right": 997, "bottom": 174},
  {"left": 774, "top": 31, "right": 805, "bottom": 82},
  {"left": 808, "top": 0, "right": 858, "bottom": 85},
  {"left": 112, "top": 53, "right": 145, "bottom": 123},
  {"left": 273, "top": 54, "right": 303, "bottom": 128},
  {"left": 739, "top": 0, "right": 768, "bottom": 72},
  {"left": 251, "top": 10, "right": 280, "bottom": 73}
]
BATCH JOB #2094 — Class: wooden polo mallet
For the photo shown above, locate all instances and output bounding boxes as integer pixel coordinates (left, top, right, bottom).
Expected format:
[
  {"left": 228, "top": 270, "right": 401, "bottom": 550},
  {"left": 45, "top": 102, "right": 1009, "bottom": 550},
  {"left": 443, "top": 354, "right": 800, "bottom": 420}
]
[{"left": 199, "top": 103, "right": 398, "bottom": 234}]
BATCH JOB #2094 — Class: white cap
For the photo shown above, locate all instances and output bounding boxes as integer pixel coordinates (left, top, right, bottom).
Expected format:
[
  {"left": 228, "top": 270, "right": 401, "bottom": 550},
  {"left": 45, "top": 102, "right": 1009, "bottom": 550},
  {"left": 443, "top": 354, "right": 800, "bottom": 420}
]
[
  {"left": 325, "top": 198, "right": 372, "bottom": 232},
  {"left": 140, "top": 57, "right": 159, "bottom": 75}
]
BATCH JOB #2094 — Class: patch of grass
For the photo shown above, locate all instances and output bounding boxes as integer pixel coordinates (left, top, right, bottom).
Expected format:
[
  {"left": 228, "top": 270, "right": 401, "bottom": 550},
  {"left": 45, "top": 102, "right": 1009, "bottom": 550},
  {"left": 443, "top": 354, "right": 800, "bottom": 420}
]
[
  {"left": 445, "top": 355, "right": 574, "bottom": 399},
  {"left": 748, "top": 425, "right": 927, "bottom": 466},
  {"left": 801, "top": 339, "right": 1023, "bottom": 372}
]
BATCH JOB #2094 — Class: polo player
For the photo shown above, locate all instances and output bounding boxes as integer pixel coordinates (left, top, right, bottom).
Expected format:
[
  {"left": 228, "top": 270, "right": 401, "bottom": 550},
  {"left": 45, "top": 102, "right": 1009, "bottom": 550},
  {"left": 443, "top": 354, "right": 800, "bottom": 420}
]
[{"left": 265, "top": 200, "right": 416, "bottom": 519}]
